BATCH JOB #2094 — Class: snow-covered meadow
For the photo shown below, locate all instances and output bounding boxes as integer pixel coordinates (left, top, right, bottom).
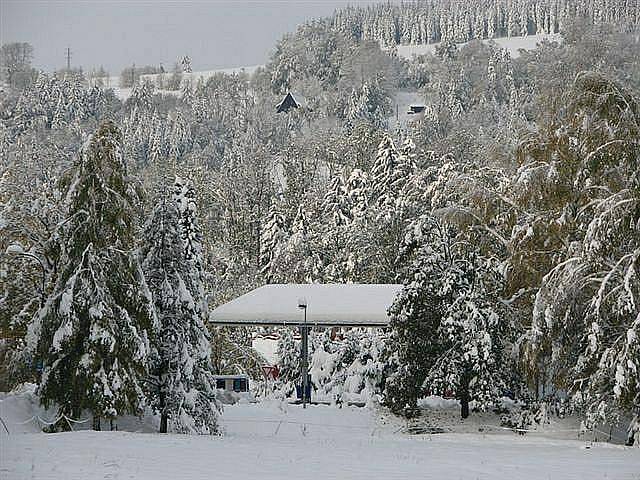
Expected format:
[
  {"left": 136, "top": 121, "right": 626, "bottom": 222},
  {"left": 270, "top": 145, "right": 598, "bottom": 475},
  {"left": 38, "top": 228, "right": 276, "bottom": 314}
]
[
  {"left": 3, "top": 388, "right": 639, "bottom": 480},
  {"left": 393, "top": 33, "right": 562, "bottom": 60},
  {"left": 2, "top": 1, "right": 640, "bottom": 479}
]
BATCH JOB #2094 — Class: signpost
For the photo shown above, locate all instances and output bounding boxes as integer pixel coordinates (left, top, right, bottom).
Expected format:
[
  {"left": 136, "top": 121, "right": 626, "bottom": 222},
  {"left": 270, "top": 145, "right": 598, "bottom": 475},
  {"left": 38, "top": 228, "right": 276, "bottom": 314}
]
[{"left": 261, "top": 365, "right": 279, "bottom": 380}]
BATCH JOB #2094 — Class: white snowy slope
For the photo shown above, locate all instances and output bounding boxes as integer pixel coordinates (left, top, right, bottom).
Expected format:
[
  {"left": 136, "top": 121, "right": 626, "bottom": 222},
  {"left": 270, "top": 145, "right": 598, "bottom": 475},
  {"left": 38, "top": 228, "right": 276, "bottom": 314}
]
[
  {"left": 139, "top": 65, "right": 262, "bottom": 85},
  {"left": 92, "top": 65, "right": 262, "bottom": 101},
  {"left": 210, "top": 283, "right": 403, "bottom": 326},
  {"left": 395, "top": 33, "right": 562, "bottom": 59},
  {"left": 3, "top": 400, "right": 639, "bottom": 480}
]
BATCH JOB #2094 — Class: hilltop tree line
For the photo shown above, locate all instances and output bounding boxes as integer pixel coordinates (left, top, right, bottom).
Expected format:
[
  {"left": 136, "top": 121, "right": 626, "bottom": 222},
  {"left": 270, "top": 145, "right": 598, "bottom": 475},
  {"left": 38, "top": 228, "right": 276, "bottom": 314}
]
[
  {"left": 0, "top": 9, "right": 638, "bottom": 443},
  {"left": 331, "top": 0, "right": 639, "bottom": 46}
]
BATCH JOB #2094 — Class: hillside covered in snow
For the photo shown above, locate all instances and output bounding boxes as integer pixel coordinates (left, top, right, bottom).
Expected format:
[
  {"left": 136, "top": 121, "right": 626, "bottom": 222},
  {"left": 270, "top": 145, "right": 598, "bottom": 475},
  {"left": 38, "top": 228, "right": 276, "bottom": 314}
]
[{"left": 1, "top": 0, "right": 639, "bottom": 478}]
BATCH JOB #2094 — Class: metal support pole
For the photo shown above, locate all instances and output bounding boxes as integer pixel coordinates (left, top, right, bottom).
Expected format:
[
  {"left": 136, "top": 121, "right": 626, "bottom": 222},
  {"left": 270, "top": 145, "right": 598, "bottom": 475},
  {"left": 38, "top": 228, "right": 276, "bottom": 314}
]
[
  {"left": 301, "top": 306, "right": 308, "bottom": 409},
  {"left": 297, "top": 297, "right": 309, "bottom": 408}
]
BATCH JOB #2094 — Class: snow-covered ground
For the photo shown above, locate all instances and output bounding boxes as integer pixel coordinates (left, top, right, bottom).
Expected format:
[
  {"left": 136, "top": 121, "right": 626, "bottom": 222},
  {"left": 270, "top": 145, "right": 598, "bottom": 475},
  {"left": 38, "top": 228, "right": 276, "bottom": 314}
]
[
  {"left": 3, "top": 391, "right": 639, "bottom": 480},
  {"left": 92, "top": 65, "right": 262, "bottom": 101},
  {"left": 395, "top": 33, "right": 562, "bottom": 59},
  {"left": 139, "top": 65, "right": 261, "bottom": 86}
]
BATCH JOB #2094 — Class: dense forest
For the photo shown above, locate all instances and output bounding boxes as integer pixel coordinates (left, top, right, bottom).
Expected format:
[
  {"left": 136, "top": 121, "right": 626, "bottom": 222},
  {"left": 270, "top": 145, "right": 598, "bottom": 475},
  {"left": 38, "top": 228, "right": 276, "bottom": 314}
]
[
  {"left": 0, "top": 2, "right": 638, "bottom": 441},
  {"left": 330, "top": 0, "right": 640, "bottom": 45}
]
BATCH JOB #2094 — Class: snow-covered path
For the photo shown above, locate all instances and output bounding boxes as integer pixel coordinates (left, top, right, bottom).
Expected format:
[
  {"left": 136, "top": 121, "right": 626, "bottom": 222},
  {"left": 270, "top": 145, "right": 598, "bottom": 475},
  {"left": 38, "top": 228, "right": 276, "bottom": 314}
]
[{"left": 3, "top": 401, "right": 639, "bottom": 480}]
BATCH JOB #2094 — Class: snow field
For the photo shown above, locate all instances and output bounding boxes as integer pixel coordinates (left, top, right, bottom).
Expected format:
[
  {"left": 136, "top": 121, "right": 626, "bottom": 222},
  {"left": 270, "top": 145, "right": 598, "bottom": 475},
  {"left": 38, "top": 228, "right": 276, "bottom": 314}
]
[
  {"left": 394, "top": 33, "right": 562, "bottom": 59},
  {"left": 91, "top": 65, "right": 261, "bottom": 101},
  {"left": 3, "top": 400, "right": 639, "bottom": 480},
  {"left": 138, "top": 65, "right": 262, "bottom": 86}
]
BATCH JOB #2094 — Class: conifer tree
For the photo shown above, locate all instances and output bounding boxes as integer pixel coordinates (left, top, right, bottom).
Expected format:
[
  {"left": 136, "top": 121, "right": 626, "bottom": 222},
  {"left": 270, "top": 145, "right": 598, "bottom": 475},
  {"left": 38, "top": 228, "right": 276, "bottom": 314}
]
[
  {"left": 259, "top": 202, "right": 288, "bottom": 283},
  {"left": 173, "top": 176, "right": 204, "bottom": 271},
  {"left": 322, "top": 174, "right": 351, "bottom": 227},
  {"left": 141, "top": 188, "right": 219, "bottom": 435},
  {"left": 386, "top": 216, "right": 513, "bottom": 418},
  {"left": 276, "top": 328, "right": 299, "bottom": 396},
  {"left": 30, "top": 121, "right": 155, "bottom": 431},
  {"left": 371, "top": 135, "right": 402, "bottom": 207}
]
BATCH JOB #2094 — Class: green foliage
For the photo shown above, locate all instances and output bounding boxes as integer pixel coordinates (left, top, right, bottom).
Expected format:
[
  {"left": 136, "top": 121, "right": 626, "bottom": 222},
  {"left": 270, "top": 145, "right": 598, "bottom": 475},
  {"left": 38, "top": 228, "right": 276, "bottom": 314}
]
[
  {"left": 31, "top": 121, "right": 155, "bottom": 429},
  {"left": 386, "top": 216, "right": 515, "bottom": 417}
]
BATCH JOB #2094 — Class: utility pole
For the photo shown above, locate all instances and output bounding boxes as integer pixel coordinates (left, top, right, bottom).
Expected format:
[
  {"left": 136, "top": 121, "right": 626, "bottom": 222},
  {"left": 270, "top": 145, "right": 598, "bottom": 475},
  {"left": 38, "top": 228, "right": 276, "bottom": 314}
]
[
  {"left": 132, "top": 62, "right": 136, "bottom": 86},
  {"left": 65, "top": 47, "right": 72, "bottom": 71}
]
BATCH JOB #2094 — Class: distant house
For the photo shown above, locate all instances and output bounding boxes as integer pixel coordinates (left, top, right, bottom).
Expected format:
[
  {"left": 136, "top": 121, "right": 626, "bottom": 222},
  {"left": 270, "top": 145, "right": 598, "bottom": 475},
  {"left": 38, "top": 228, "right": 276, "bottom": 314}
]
[
  {"left": 276, "top": 92, "right": 310, "bottom": 113},
  {"left": 213, "top": 374, "right": 249, "bottom": 393},
  {"left": 407, "top": 104, "right": 426, "bottom": 122}
]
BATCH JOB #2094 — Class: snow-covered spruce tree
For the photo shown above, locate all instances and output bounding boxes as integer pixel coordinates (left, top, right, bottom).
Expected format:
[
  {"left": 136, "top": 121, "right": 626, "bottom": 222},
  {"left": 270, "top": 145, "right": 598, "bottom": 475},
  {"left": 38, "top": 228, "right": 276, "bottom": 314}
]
[
  {"left": 141, "top": 189, "right": 219, "bottom": 435},
  {"left": 345, "top": 168, "right": 369, "bottom": 220},
  {"left": 275, "top": 328, "right": 299, "bottom": 397},
  {"left": 173, "top": 176, "right": 204, "bottom": 271},
  {"left": 259, "top": 202, "right": 289, "bottom": 283},
  {"left": 30, "top": 121, "right": 155, "bottom": 431},
  {"left": 385, "top": 217, "right": 451, "bottom": 417},
  {"left": 370, "top": 134, "right": 401, "bottom": 207},
  {"left": 322, "top": 174, "right": 350, "bottom": 227},
  {"left": 386, "top": 215, "right": 514, "bottom": 418}
]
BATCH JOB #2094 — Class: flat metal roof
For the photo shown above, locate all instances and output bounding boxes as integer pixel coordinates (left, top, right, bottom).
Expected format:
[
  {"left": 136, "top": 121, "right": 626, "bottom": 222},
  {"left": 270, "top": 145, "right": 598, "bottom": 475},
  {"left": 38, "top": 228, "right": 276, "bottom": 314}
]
[{"left": 209, "top": 284, "right": 402, "bottom": 327}]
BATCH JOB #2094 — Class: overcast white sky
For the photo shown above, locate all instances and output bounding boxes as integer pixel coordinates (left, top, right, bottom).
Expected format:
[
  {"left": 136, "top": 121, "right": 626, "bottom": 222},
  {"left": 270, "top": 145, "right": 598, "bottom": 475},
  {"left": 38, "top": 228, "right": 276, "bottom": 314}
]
[{"left": 0, "top": 0, "right": 381, "bottom": 74}]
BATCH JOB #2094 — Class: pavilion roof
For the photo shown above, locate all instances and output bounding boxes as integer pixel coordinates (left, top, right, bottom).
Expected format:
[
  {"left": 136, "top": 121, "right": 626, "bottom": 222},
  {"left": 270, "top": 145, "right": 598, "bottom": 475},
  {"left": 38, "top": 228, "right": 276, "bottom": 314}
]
[{"left": 209, "top": 284, "right": 402, "bottom": 327}]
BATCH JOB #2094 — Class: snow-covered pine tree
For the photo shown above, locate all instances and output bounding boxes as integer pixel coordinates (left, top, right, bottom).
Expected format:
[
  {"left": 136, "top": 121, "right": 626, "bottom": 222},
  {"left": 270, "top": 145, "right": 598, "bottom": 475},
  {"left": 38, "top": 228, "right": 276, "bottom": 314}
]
[
  {"left": 141, "top": 189, "right": 219, "bottom": 435},
  {"left": 181, "top": 80, "right": 194, "bottom": 107},
  {"left": 173, "top": 176, "right": 204, "bottom": 273},
  {"left": 276, "top": 328, "right": 299, "bottom": 397},
  {"left": 181, "top": 55, "right": 193, "bottom": 73},
  {"left": 345, "top": 168, "right": 369, "bottom": 220},
  {"left": 259, "top": 202, "right": 289, "bottom": 283},
  {"left": 370, "top": 135, "right": 403, "bottom": 208},
  {"left": 283, "top": 204, "right": 316, "bottom": 283},
  {"left": 167, "top": 111, "right": 192, "bottom": 164},
  {"left": 322, "top": 174, "right": 351, "bottom": 227},
  {"left": 127, "top": 80, "right": 154, "bottom": 112},
  {"left": 385, "top": 216, "right": 451, "bottom": 417},
  {"left": 148, "top": 112, "right": 165, "bottom": 165},
  {"left": 30, "top": 121, "right": 155, "bottom": 431},
  {"left": 386, "top": 215, "right": 513, "bottom": 418}
]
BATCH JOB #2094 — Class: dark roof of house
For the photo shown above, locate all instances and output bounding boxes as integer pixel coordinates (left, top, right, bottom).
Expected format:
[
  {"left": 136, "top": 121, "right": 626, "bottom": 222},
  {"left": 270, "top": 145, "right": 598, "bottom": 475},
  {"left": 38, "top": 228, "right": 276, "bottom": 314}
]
[{"left": 275, "top": 92, "right": 309, "bottom": 113}]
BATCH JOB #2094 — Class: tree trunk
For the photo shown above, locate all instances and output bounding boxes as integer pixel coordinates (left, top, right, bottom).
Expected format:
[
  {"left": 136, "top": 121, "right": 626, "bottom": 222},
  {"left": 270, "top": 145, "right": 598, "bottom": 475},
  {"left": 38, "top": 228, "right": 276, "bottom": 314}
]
[
  {"left": 626, "top": 413, "right": 639, "bottom": 447},
  {"left": 460, "top": 394, "right": 470, "bottom": 419},
  {"left": 460, "top": 380, "right": 470, "bottom": 419},
  {"left": 92, "top": 415, "right": 101, "bottom": 431},
  {"left": 160, "top": 413, "right": 168, "bottom": 434},
  {"left": 159, "top": 388, "right": 168, "bottom": 433}
]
